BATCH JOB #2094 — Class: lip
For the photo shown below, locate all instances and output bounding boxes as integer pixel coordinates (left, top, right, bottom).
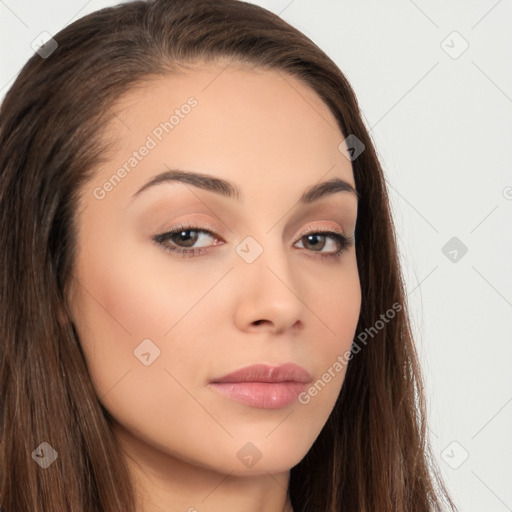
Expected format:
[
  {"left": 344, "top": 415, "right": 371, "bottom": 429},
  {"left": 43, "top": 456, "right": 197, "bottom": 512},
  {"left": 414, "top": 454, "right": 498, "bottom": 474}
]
[{"left": 208, "top": 363, "right": 313, "bottom": 409}]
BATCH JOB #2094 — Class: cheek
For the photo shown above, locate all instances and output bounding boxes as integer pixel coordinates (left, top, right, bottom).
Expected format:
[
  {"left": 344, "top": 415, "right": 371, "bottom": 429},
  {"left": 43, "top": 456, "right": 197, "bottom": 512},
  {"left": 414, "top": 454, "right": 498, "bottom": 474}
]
[
  {"left": 73, "top": 242, "right": 361, "bottom": 402},
  {"left": 301, "top": 254, "right": 361, "bottom": 358},
  {"left": 291, "top": 258, "right": 361, "bottom": 412},
  {"left": 72, "top": 235, "right": 211, "bottom": 350},
  {"left": 68, "top": 235, "right": 200, "bottom": 398},
  {"left": 69, "top": 233, "right": 361, "bottom": 474},
  {"left": 69, "top": 246, "right": 221, "bottom": 457}
]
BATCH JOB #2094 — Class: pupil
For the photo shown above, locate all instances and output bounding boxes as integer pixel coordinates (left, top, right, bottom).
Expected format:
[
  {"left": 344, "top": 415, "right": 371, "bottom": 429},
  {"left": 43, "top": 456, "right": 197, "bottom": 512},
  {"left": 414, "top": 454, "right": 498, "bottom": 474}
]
[
  {"left": 176, "top": 230, "right": 197, "bottom": 247},
  {"left": 306, "top": 234, "right": 324, "bottom": 250}
]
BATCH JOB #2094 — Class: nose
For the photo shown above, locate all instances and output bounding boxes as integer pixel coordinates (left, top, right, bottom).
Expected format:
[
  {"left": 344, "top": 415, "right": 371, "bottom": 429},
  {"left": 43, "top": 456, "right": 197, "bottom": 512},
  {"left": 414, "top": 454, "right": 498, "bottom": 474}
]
[{"left": 232, "top": 240, "right": 305, "bottom": 335}]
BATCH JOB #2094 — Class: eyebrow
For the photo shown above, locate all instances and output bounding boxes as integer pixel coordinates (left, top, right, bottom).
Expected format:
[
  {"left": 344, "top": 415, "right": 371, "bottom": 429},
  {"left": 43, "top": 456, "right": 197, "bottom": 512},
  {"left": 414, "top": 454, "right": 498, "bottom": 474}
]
[{"left": 130, "top": 168, "right": 360, "bottom": 204}]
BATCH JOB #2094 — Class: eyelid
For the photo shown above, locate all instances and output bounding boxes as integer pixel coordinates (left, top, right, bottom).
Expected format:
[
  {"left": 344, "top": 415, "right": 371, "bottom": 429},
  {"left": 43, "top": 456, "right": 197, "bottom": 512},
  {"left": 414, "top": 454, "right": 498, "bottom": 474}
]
[
  {"left": 152, "top": 220, "right": 354, "bottom": 261},
  {"left": 155, "top": 220, "right": 347, "bottom": 243},
  {"left": 153, "top": 218, "right": 226, "bottom": 240},
  {"left": 298, "top": 224, "right": 344, "bottom": 238}
]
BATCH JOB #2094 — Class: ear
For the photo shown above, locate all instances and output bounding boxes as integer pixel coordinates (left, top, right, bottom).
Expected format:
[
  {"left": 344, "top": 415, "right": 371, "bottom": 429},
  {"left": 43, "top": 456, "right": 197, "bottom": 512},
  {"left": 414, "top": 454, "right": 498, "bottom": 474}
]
[
  {"left": 58, "top": 279, "right": 76, "bottom": 327},
  {"left": 56, "top": 303, "right": 70, "bottom": 326}
]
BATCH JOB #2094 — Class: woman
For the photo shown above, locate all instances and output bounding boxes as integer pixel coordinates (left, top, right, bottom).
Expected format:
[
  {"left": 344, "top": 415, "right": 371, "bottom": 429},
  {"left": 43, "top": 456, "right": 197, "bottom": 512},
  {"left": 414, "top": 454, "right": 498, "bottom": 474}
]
[{"left": 0, "top": 1, "right": 458, "bottom": 511}]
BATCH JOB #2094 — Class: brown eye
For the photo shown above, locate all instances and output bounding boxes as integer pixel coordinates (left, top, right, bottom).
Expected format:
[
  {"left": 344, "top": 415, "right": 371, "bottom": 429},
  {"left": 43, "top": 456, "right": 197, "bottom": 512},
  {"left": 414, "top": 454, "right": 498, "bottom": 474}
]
[
  {"left": 169, "top": 230, "right": 200, "bottom": 247},
  {"left": 153, "top": 225, "right": 223, "bottom": 257},
  {"left": 153, "top": 225, "right": 353, "bottom": 260},
  {"left": 295, "top": 231, "right": 352, "bottom": 259},
  {"left": 301, "top": 233, "right": 329, "bottom": 251}
]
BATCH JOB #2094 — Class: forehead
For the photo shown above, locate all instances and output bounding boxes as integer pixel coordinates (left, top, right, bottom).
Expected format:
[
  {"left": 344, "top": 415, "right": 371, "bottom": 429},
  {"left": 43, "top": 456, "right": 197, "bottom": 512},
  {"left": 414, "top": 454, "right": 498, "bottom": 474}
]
[{"left": 92, "top": 61, "right": 355, "bottom": 207}]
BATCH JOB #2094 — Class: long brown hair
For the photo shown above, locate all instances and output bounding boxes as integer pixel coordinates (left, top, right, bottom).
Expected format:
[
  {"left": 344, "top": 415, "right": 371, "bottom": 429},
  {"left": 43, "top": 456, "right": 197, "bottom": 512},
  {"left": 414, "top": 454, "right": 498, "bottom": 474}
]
[{"left": 0, "top": 1, "right": 458, "bottom": 510}]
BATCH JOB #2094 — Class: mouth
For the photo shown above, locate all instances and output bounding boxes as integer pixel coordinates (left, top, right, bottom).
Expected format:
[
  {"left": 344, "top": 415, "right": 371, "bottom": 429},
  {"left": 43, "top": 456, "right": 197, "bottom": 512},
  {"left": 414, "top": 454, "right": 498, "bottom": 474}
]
[{"left": 207, "top": 363, "right": 313, "bottom": 409}]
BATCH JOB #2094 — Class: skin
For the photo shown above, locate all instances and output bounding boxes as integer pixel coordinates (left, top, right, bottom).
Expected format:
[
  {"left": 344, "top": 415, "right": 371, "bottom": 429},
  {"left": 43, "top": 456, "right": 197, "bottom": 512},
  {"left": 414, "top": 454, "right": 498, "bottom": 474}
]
[{"left": 68, "top": 59, "right": 361, "bottom": 512}]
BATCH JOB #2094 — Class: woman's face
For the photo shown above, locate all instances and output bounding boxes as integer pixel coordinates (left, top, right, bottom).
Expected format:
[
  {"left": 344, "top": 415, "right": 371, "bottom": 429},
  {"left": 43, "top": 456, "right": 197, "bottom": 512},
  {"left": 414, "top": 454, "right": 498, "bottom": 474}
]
[{"left": 68, "top": 61, "right": 361, "bottom": 477}]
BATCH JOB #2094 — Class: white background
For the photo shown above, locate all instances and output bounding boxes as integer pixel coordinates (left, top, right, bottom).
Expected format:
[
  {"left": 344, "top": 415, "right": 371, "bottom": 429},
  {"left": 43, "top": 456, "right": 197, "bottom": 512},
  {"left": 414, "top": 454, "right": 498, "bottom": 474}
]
[{"left": 1, "top": 1, "right": 511, "bottom": 511}]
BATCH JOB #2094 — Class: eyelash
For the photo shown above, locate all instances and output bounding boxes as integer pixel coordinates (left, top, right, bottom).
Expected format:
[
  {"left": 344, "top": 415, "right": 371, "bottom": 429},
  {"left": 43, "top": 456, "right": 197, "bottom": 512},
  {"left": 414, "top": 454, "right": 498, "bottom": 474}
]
[{"left": 152, "top": 223, "right": 355, "bottom": 261}]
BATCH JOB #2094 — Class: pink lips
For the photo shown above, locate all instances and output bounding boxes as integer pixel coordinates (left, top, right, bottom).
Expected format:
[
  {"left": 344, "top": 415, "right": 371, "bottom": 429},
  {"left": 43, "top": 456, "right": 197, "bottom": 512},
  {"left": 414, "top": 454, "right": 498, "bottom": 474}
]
[{"left": 207, "top": 363, "right": 312, "bottom": 409}]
